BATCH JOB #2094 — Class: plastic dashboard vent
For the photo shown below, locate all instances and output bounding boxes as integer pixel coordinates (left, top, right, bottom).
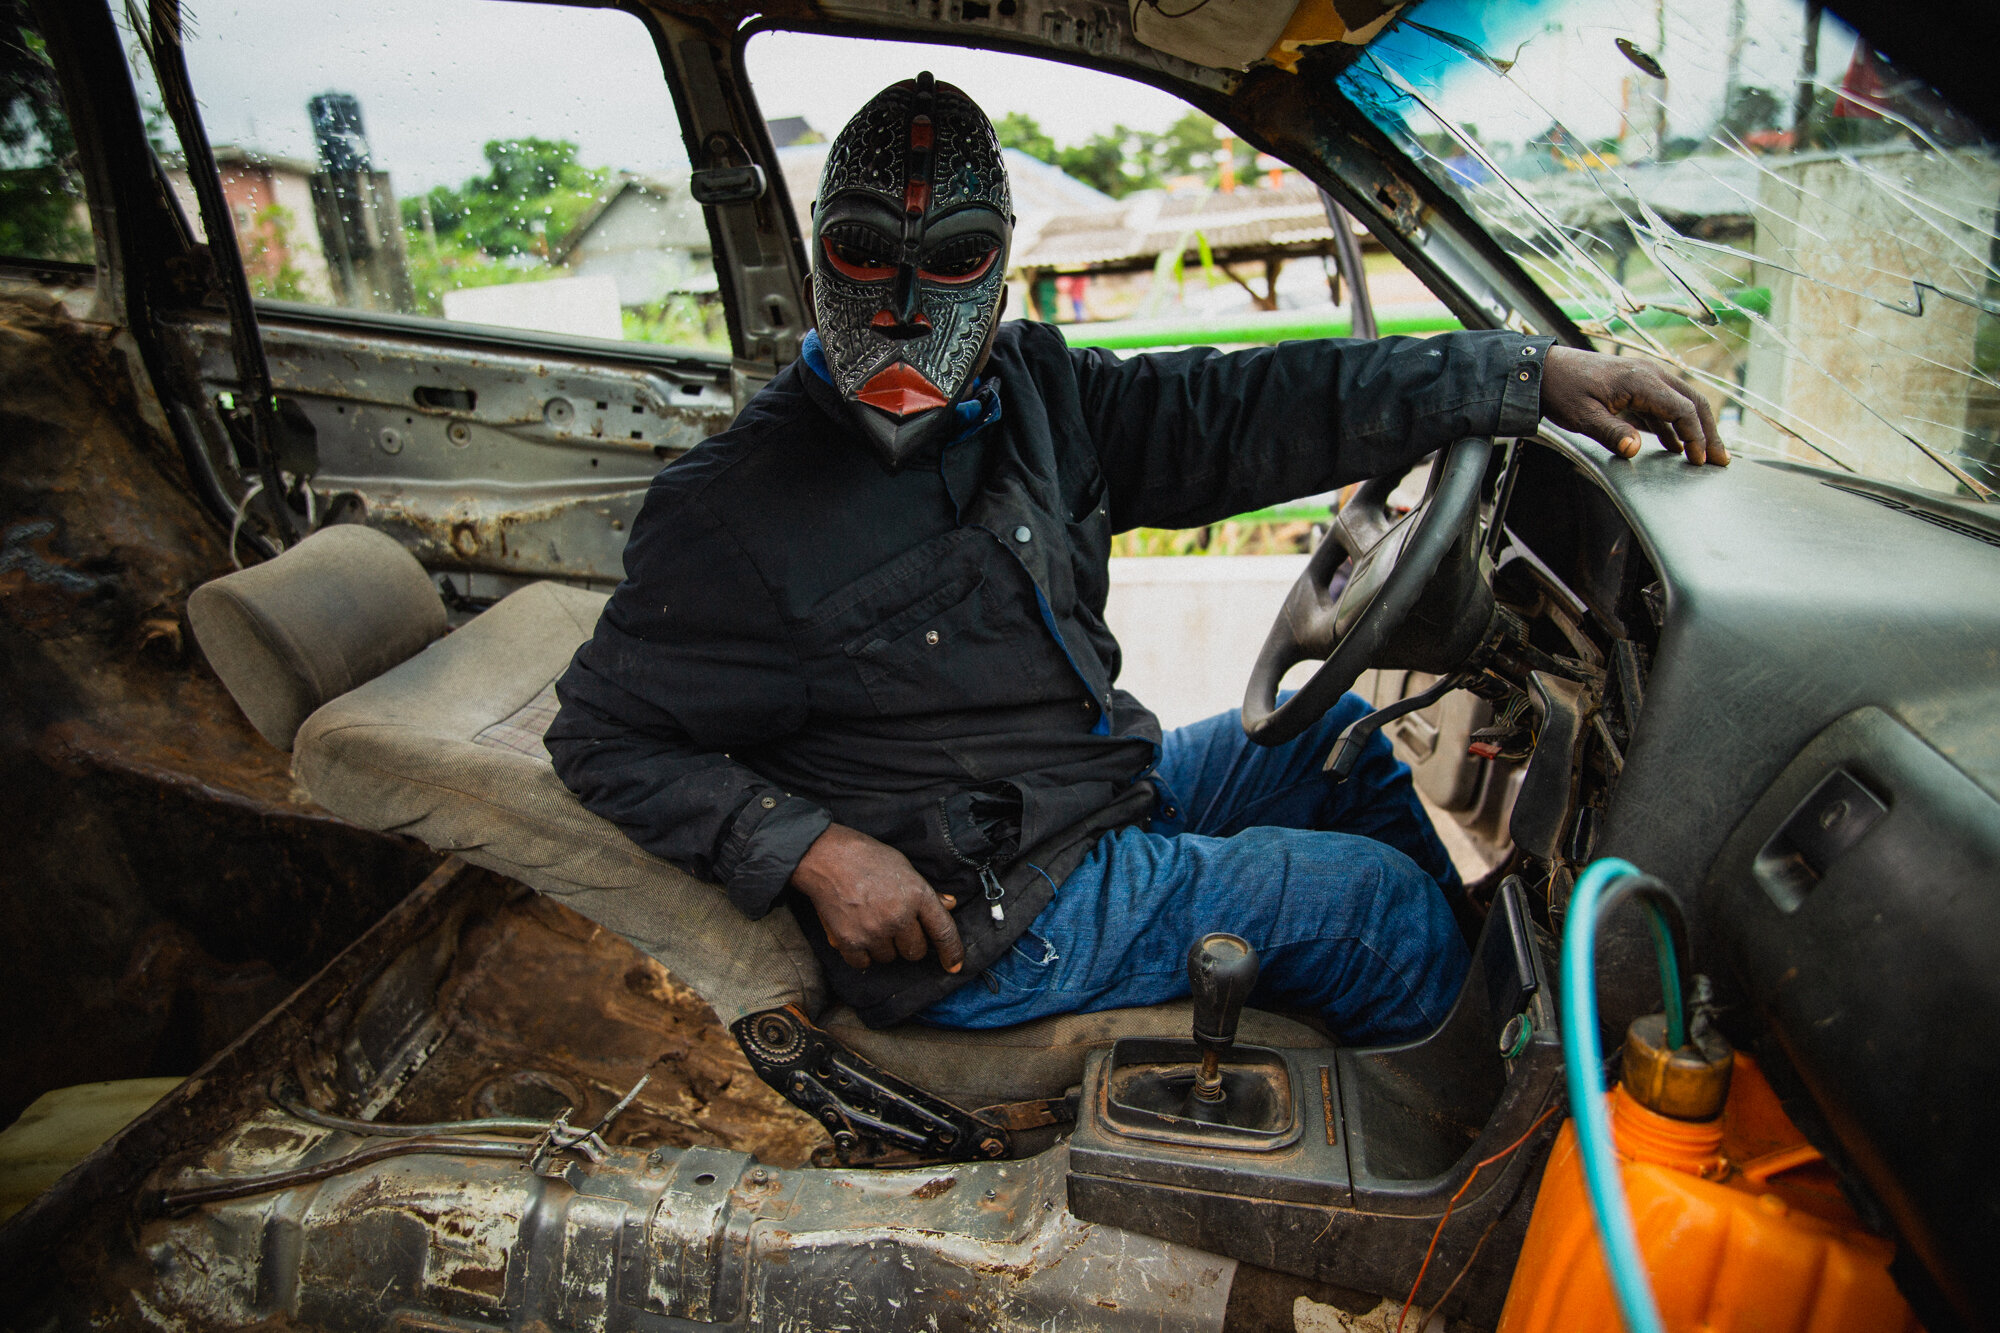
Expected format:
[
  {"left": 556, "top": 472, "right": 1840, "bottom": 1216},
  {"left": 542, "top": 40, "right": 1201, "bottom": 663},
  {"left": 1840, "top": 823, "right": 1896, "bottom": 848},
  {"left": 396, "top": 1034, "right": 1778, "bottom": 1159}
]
[{"left": 1821, "top": 480, "right": 2000, "bottom": 549}]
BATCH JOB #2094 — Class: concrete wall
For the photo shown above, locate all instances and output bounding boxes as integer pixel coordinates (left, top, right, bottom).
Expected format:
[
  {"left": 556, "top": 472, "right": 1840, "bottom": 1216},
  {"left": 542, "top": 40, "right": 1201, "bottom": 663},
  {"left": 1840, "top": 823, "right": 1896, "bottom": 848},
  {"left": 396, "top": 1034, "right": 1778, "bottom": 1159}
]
[
  {"left": 1744, "top": 147, "right": 2000, "bottom": 489},
  {"left": 566, "top": 188, "right": 714, "bottom": 306},
  {"left": 1101, "top": 554, "right": 1308, "bottom": 729},
  {"left": 1103, "top": 554, "right": 1505, "bottom": 876},
  {"left": 441, "top": 274, "right": 624, "bottom": 341}
]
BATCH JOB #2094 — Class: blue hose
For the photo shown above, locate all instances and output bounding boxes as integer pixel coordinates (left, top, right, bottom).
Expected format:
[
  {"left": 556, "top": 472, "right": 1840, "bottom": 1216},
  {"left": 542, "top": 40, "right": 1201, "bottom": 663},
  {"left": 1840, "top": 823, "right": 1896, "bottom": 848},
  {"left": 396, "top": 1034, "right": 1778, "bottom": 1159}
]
[{"left": 1561, "top": 857, "right": 1668, "bottom": 1333}]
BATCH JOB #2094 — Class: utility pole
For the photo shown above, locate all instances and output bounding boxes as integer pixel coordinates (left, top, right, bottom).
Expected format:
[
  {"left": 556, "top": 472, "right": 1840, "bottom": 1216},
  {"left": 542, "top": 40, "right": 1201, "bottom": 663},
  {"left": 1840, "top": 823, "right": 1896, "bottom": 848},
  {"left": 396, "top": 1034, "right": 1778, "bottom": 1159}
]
[
  {"left": 1793, "top": 2, "right": 1823, "bottom": 150},
  {"left": 1652, "top": 0, "right": 1669, "bottom": 153},
  {"left": 1723, "top": 0, "right": 1746, "bottom": 129}
]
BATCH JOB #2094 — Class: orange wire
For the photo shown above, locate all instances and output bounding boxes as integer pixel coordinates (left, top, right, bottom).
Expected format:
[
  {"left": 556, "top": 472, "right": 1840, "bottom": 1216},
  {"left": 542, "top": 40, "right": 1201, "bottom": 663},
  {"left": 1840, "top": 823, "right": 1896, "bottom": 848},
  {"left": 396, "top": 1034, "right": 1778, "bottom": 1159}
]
[{"left": 1395, "top": 1103, "right": 1561, "bottom": 1333}]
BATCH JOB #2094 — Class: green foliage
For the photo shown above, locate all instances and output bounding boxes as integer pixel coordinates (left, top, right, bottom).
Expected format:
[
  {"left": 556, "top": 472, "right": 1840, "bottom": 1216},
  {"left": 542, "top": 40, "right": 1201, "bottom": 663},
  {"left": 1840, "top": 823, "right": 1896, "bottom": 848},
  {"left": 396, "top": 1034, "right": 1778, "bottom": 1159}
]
[
  {"left": 242, "top": 204, "right": 309, "bottom": 301},
  {"left": 400, "top": 232, "right": 551, "bottom": 319},
  {"left": 391, "top": 133, "right": 747, "bottom": 351},
  {"left": 993, "top": 112, "right": 1053, "bottom": 164},
  {"left": 398, "top": 140, "right": 723, "bottom": 352},
  {"left": 1110, "top": 519, "right": 1317, "bottom": 557},
  {"left": 1056, "top": 132, "right": 1135, "bottom": 197},
  {"left": 1150, "top": 111, "right": 1231, "bottom": 180},
  {"left": 990, "top": 110, "right": 1258, "bottom": 199},
  {"left": 396, "top": 136, "right": 621, "bottom": 321},
  {"left": 401, "top": 137, "right": 609, "bottom": 261},
  {"left": 622, "top": 294, "right": 729, "bottom": 352},
  {"left": 0, "top": 7, "right": 91, "bottom": 263}
]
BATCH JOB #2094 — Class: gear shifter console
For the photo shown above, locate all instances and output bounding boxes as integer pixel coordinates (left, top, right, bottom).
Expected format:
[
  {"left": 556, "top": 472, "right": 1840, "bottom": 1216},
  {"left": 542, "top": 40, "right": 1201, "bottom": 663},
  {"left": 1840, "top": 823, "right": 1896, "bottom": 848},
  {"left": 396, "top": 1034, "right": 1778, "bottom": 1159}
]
[
  {"left": 1092, "top": 932, "right": 1300, "bottom": 1150},
  {"left": 1187, "top": 933, "right": 1259, "bottom": 1116},
  {"left": 1068, "top": 876, "right": 1566, "bottom": 1325}
]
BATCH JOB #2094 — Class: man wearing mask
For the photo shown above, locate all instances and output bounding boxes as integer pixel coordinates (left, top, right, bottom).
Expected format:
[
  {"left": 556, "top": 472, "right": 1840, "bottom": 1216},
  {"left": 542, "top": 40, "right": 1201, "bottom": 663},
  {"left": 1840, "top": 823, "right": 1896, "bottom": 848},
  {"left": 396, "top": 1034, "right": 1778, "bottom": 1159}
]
[{"left": 547, "top": 74, "right": 1725, "bottom": 1043}]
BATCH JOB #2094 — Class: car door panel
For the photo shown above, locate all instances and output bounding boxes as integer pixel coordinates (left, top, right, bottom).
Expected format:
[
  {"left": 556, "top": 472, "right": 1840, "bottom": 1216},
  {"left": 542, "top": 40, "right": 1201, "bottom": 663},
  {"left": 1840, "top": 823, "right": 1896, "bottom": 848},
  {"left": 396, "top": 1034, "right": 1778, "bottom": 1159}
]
[{"left": 178, "top": 311, "right": 733, "bottom": 585}]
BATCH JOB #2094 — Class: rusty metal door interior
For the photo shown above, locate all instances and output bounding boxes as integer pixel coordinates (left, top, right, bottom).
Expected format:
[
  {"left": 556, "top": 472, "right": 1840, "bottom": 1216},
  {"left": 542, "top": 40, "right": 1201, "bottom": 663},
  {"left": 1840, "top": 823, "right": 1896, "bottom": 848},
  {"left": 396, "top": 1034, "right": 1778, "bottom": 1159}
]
[{"left": 118, "top": 0, "right": 808, "bottom": 599}]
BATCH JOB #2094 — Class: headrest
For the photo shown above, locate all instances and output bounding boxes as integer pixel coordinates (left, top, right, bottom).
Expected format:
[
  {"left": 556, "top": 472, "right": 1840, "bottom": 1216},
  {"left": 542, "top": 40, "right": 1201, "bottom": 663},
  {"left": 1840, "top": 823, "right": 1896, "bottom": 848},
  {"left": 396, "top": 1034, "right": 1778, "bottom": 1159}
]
[{"left": 188, "top": 525, "right": 447, "bottom": 751}]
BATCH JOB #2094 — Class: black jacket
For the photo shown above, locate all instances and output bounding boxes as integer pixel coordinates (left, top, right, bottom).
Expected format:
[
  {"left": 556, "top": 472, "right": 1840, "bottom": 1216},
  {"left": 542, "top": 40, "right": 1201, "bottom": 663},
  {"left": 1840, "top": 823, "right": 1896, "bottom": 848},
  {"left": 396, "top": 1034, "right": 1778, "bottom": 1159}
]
[{"left": 548, "top": 320, "right": 1551, "bottom": 1024}]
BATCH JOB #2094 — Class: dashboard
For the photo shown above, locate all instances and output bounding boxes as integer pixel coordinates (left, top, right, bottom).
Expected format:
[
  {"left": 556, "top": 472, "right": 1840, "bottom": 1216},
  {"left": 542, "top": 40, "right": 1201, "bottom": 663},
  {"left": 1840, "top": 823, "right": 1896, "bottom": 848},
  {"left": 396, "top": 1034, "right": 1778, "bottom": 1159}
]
[{"left": 1504, "top": 433, "right": 2000, "bottom": 1322}]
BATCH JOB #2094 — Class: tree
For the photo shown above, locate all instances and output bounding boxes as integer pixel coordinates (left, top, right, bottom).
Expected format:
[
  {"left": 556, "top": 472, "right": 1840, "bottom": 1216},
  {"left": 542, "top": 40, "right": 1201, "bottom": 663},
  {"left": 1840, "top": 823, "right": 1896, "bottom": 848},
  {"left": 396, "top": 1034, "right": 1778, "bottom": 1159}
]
[
  {"left": 398, "top": 137, "right": 613, "bottom": 316},
  {"left": 0, "top": 7, "right": 90, "bottom": 263},
  {"left": 1058, "top": 131, "right": 1144, "bottom": 197},
  {"left": 994, "top": 112, "right": 1054, "bottom": 164},
  {"left": 1151, "top": 110, "right": 1225, "bottom": 180},
  {"left": 401, "top": 137, "right": 608, "bottom": 260},
  {"left": 964, "top": 108, "right": 1265, "bottom": 201}
]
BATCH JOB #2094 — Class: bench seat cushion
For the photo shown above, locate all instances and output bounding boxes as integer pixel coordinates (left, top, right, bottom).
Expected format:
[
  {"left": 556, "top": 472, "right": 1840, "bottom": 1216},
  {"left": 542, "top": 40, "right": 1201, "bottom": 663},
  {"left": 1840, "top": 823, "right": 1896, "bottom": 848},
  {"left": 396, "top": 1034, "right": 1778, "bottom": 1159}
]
[
  {"left": 292, "top": 580, "right": 827, "bottom": 1024},
  {"left": 826, "top": 1002, "right": 1323, "bottom": 1107},
  {"left": 289, "top": 577, "right": 1327, "bottom": 1109}
]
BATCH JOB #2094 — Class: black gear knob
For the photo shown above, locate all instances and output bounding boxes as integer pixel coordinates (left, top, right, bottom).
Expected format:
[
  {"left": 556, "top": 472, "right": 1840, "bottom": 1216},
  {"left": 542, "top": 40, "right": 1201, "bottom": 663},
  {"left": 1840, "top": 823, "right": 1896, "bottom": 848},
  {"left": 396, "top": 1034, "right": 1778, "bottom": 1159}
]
[{"left": 1188, "top": 933, "right": 1260, "bottom": 1054}]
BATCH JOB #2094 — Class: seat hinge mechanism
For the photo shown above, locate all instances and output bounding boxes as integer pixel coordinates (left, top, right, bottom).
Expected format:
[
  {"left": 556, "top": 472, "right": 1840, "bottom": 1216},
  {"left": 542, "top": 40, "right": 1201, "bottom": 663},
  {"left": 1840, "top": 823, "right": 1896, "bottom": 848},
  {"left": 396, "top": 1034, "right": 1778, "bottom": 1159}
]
[{"left": 732, "top": 1005, "right": 1013, "bottom": 1166}]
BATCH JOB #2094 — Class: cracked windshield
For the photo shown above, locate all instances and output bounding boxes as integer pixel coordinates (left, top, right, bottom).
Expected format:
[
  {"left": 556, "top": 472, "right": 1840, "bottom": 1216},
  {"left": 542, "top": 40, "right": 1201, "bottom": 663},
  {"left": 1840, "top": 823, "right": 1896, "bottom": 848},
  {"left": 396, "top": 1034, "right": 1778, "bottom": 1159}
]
[{"left": 1339, "top": 0, "right": 1999, "bottom": 498}]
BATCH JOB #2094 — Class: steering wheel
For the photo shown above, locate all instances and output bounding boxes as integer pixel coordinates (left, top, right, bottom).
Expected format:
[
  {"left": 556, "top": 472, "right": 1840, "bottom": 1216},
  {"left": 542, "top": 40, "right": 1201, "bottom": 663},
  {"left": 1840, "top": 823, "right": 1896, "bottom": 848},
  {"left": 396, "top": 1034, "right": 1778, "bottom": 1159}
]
[{"left": 1241, "top": 437, "right": 1496, "bottom": 748}]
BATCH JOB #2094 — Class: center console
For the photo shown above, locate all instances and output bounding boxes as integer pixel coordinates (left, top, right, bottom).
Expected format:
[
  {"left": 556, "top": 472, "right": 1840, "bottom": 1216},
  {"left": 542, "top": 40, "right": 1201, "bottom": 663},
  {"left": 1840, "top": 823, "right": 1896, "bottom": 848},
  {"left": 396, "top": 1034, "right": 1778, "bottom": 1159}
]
[{"left": 1066, "top": 877, "right": 1564, "bottom": 1324}]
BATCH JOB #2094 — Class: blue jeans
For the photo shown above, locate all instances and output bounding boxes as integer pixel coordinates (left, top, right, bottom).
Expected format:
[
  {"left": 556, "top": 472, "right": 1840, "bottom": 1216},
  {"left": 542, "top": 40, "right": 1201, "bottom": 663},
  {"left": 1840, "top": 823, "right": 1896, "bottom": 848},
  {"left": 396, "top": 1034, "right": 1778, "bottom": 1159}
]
[{"left": 921, "top": 692, "right": 1470, "bottom": 1045}]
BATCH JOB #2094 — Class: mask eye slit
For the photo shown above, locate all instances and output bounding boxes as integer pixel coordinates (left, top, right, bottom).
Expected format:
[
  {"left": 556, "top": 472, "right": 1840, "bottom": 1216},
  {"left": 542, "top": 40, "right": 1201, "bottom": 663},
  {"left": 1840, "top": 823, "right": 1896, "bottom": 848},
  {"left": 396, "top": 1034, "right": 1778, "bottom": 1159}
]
[
  {"left": 820, "top": 228, "right": 899, "bottom": 281},
  {"left": 917, "top": 237, "right": 998, "bottom": 283}
]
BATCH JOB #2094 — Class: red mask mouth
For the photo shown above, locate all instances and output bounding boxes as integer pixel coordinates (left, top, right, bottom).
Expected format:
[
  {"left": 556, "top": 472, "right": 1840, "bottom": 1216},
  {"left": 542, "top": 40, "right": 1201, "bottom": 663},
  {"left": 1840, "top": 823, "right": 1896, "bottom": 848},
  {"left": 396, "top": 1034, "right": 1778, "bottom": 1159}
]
[{"left": 853, "top": 361, "right": 949, "bottom": 417}]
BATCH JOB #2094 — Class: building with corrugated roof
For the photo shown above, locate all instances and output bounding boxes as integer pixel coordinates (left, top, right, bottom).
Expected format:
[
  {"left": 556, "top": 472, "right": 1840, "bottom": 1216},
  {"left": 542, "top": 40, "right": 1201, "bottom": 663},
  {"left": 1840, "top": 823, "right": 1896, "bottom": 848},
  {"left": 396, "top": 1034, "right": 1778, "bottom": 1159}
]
[
  {"left": 1012, "top": 174, "right": 1359, "bottom": 318},
  {"left": 550, "top": 175, "right": 715, "bottom": 307}
]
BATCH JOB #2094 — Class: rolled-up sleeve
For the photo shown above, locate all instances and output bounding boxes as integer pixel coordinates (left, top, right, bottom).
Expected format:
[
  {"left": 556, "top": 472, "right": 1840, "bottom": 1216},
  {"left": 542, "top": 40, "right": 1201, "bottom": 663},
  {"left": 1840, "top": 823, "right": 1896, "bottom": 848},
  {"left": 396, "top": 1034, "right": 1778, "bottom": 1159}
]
[
  {"left": 1496, "top": 335, "right": 1557, "bottom": 438},
  {"left": 546, "top": 482, "right": 828, "bottom": 919}
]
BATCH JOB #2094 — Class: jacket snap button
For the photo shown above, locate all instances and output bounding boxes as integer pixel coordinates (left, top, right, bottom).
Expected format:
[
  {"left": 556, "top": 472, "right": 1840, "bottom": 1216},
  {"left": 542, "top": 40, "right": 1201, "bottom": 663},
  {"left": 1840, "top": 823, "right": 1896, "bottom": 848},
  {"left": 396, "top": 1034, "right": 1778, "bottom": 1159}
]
[
  {"left": 760, "top": 796, "right": 776, "bottom": 808},
  {"left": 1521, "top": 345, "right": 1537, "bottom": 356},
  {"left": 926, "top": 629, "right": 940, "bottom": 645},
  {"left": 1013, "top": 525, "right": 1032, "bottom": 543},
  {"left": 1517, "top": 369, "right": 1532, "bottom": 381}
]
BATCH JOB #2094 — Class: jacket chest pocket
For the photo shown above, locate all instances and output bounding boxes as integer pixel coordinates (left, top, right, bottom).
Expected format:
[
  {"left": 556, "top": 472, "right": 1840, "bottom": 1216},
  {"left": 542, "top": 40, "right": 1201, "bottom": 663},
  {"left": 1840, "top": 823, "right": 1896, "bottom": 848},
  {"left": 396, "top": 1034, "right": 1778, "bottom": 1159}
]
[
  {"left": 1065, "top": 477, "right": 1112, "bottom": 618},
  {"left": 844, "top": 574, "right": 1045, "bottom": 724}
]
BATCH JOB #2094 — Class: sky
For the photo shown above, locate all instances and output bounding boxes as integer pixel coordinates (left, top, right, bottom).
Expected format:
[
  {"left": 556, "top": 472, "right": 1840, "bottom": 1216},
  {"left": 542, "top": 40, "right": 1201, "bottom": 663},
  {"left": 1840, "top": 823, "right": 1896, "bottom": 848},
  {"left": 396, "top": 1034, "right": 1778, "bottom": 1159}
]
[
  {"left": 157, "top": 0, "right": 1196, "bottom": 196},
  {"left": 149, "top": 0, "right": 1866, "bottom": 196}
]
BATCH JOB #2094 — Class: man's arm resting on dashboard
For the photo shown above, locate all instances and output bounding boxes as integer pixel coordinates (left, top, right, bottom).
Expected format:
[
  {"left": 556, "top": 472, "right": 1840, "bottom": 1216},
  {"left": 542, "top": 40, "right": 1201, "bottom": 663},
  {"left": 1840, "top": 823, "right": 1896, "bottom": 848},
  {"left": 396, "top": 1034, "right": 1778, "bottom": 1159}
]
[
  {"left": 1068, "top": 327, "right": 1552, "bottom": 531},
  {"left": 546, "top": 670, "right": 830, "bottom": 919}
]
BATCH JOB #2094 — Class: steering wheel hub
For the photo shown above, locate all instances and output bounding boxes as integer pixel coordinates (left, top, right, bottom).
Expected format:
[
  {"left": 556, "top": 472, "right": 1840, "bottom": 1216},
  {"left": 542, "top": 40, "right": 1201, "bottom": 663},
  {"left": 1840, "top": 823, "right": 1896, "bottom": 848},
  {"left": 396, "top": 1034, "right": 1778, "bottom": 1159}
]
[{"left": 1242, "top": 437, "right": 1499, "bottom": 748}]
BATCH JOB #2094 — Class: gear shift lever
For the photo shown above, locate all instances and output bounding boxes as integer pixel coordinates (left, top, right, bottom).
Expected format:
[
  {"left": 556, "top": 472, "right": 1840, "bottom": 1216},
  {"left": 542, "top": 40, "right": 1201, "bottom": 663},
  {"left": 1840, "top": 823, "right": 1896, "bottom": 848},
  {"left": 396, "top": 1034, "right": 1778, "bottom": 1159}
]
[{"left": 1187, "top": 933, "right": 1260, "bottom": 1113}]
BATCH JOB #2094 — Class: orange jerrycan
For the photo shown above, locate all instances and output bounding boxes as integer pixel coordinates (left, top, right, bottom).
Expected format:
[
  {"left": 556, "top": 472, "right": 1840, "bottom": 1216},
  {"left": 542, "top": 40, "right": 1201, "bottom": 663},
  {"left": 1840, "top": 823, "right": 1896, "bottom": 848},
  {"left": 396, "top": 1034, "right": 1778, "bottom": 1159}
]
[{"left": 1498, "top": 1016, "right": 1922, "bottom": 1333}]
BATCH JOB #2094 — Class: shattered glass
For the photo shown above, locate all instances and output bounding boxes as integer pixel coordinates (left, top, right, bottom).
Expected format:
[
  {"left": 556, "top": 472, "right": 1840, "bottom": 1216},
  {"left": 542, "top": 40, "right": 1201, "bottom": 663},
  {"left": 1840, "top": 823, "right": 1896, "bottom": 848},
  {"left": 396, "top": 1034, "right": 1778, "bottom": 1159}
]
[{"left": 1337, "top": 0, "right": 2000, "bottom": 499}]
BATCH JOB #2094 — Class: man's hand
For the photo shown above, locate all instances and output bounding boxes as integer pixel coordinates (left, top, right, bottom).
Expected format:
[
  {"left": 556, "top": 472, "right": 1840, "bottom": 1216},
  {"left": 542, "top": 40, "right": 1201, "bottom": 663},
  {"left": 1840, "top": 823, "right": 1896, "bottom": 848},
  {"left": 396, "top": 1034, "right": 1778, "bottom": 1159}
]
[
  {"left": 792, "top": 823, "right": 965, "bottom": 973},
  {"left": 1542, "top": 346, "right": 1729, "bottom": 467}
]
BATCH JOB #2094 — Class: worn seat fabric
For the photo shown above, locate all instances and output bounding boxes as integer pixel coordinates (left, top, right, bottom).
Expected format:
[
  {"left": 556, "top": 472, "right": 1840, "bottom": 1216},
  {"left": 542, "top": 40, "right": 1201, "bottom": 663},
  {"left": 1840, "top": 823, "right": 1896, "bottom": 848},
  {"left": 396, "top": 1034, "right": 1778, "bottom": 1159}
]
[
  {"left": 826, "top": 1003, "right": 1321, "bottom": 1107},
  {"left": 191, "top": 532, "right": 1325, "bottom": 1107},
  {"left": 291, "top": 578, "right": 828, "bottom": 1025}
]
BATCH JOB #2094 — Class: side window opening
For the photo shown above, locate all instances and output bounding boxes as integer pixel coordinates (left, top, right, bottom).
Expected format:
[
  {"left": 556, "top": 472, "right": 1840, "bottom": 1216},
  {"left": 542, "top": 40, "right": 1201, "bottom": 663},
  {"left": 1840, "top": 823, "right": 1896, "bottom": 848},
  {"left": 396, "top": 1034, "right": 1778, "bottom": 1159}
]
[
  {"left": 120, "top": 0, "right": 727, "bottom": 354},
  {"left": 0, "top": 0, "right": 91, "bottom": 267}
]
